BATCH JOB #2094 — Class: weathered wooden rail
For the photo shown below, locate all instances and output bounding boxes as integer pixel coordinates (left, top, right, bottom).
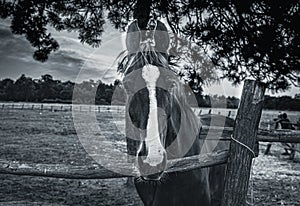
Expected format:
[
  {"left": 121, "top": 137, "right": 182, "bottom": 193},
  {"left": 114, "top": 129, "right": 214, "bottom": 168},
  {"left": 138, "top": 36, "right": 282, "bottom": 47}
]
[
  {"left": 200, "top": 127, "right": 300, "bottom": 143},
  {"left": 0, "top": 150, "right": 228, "bottom": 179}
]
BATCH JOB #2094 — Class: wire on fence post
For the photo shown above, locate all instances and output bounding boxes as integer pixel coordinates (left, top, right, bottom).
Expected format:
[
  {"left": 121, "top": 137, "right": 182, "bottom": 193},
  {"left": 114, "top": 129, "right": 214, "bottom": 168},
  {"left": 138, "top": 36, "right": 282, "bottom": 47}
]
[{"left": 230, "top": 135, "right": 256, "bottom": 158}]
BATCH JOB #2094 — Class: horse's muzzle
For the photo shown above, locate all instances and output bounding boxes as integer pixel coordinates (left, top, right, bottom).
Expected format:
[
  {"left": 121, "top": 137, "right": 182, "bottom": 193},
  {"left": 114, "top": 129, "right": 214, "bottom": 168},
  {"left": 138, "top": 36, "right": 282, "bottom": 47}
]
[{"left": 136, "top": 151, "right": 167, "bottom": 181}]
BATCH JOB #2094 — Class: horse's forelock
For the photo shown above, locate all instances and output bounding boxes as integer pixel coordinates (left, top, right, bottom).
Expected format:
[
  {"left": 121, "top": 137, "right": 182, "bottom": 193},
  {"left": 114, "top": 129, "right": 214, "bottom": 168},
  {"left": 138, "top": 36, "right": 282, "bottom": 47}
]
[
  {"left": 121, "top": 50, "right": 170, "bottom": 76},
  {"left": 119, "top": 20, "right": 171, "bottom": 75}
]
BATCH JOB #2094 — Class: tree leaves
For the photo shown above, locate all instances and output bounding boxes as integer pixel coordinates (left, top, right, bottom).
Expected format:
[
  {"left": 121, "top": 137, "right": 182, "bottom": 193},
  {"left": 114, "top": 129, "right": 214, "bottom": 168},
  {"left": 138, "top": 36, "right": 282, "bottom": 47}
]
[
  {"left": 179, "top": 0, "right": 299, "bottom": 91},
  {"left": 0, "top": 0, "right": 299, "bottom": 91},
  {"left": 1, "top": 0, "right": 105, "bottom": 61}
]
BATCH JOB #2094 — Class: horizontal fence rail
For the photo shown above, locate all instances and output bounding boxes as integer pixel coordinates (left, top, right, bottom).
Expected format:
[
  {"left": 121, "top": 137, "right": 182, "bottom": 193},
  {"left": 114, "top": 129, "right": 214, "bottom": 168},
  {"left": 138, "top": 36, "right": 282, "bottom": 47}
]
[
  {"left": 257, "top": 129, "right": 300, "bottom": 143},
  {"left": 0, "top": 150, "right": 229, "bottom": 180},
  {"left": 201, "top": 127, "right": 300, "bottom": 143}
]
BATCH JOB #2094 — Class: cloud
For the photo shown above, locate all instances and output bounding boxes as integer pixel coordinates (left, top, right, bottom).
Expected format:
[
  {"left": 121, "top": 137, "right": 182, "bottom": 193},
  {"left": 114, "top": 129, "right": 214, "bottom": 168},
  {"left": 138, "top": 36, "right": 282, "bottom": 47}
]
[
  {"left": 0, "top": 29, "right": 83, "bottom": 81},
  {"left": 0, "top": 19, "right": 123, "bottom": 83}
]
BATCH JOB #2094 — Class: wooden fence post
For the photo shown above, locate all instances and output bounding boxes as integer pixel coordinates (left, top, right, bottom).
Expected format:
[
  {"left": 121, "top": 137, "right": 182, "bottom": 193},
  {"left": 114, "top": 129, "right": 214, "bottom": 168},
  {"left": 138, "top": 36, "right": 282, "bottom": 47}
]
[
  {"left": 198, "top": 109, "right": 202, "bottom": 116},
  {"left": 221, "top": 80, "right": 265, "bottom": 206}
]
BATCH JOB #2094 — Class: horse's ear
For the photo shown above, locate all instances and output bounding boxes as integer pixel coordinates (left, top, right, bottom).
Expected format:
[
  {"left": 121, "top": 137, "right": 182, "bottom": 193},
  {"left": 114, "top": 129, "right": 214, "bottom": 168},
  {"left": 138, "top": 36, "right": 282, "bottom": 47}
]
[
  {"left": 154, "top": 20, "right": 169, "bottom": 53},
  {"left": 126, "top": 21, "right": 141, "bottom": 53}
]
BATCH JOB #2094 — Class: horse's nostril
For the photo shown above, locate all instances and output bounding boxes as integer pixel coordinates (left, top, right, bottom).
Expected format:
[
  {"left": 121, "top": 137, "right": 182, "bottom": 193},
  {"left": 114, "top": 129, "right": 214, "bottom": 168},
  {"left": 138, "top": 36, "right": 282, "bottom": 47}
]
[{"left": 137, "top": 151, "right": 167, "bottom": 178}]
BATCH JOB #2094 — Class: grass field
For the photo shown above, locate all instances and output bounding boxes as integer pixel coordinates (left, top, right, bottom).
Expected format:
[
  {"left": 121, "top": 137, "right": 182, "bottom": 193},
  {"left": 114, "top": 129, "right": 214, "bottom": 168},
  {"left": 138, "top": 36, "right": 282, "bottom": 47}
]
[{"left": 0, "top": 108, "right": 299, "bottom": 205}]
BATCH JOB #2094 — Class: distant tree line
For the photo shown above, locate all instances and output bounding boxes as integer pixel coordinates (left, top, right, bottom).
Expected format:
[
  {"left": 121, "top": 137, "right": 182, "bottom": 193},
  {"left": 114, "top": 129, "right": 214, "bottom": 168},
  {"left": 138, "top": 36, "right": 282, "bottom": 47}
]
[
  {"left": 0, "top": 74, "right": 114, "bottom": 105},
  {"left": 263, "top": 95, "right": 300, "bottom": 111},
  {"left": 0, "top": 74, "right": 299, "bottom": 110}
]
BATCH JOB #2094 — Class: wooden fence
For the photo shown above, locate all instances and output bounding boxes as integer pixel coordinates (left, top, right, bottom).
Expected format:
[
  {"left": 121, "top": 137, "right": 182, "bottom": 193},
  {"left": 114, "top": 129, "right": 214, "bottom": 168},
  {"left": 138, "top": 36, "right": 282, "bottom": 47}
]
[
  {"left": 0, "top": 103, "right": 122, "bottom": 113},
  {"left": 0, "top": 127, "right": 298, "bottom": 179},
  {"left": 0, "top": 103, "right": 235, "bottom": 117},
  {"left": 0, "top": 80, "right": 299, "bottom": 206}
]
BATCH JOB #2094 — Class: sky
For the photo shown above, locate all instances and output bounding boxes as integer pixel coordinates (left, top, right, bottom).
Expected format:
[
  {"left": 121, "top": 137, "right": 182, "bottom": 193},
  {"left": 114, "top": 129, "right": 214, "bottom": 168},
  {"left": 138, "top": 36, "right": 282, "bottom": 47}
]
[{"left": 0, "top": 19, "right": 298, "bottom": 98}]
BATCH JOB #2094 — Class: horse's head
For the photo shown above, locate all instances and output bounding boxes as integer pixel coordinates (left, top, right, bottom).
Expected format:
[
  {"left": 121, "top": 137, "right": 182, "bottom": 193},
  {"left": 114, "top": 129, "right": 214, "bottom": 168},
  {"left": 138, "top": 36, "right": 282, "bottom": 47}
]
[
  {"left": 120, "top": 19, "right": 201, "bottom": 182},
  {"left": 119, "top": 19, "right": 169, "bottom": 181}
]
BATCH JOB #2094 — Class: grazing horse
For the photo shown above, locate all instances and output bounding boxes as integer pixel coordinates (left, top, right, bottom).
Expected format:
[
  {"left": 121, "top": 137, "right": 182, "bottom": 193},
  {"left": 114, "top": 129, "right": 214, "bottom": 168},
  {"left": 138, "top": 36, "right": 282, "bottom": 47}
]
[{"left": 119, "top": 19, "right": 227, "bottom": 206}]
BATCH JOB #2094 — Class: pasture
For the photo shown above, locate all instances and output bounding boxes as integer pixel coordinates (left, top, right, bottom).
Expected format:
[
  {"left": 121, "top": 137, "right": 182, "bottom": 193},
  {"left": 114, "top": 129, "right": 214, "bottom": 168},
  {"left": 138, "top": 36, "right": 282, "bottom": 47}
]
[{"left": 0, "top": 107, "right": 300, "bottom": 205}]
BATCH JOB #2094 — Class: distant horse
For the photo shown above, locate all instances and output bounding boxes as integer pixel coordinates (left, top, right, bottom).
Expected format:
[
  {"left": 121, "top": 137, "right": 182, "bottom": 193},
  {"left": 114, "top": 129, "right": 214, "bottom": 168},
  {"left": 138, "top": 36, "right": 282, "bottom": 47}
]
[{"left": 119, "top": 19, "right": 227, "bottom": 206}]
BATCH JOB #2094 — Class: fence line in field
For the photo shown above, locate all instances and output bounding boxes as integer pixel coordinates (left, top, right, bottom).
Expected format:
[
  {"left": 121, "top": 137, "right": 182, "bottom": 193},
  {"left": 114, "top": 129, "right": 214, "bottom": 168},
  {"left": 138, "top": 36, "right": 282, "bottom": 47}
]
[
  {"left": 0, "top": 103, "right": 235, "bottom": 117},
  {"left": 0, "top": 103, "right": 124, "bottom": 113}
]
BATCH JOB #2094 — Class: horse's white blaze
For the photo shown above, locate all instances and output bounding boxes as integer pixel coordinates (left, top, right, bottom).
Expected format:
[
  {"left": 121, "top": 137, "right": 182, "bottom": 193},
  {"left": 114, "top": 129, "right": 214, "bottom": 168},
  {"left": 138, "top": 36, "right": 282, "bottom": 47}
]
[{"left": 141, "top": 65, "right": 165, "bottom": 167}]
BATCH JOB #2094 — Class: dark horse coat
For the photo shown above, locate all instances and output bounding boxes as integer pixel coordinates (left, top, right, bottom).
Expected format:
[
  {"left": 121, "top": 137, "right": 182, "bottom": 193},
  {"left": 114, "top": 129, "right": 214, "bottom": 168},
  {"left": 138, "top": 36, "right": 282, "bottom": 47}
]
[
  {"left": 120, "top": 19, "right": 228, "bottom": 206},
  {"left": 123, "top": 67, "right": 227, "bottom": 206}
]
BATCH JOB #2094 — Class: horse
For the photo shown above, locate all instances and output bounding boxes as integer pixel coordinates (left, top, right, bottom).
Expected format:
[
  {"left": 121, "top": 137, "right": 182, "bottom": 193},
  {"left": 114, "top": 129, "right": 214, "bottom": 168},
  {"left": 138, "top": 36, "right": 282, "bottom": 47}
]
[{"left": 119, "top": 19, "right": 228, "bottom": 206}]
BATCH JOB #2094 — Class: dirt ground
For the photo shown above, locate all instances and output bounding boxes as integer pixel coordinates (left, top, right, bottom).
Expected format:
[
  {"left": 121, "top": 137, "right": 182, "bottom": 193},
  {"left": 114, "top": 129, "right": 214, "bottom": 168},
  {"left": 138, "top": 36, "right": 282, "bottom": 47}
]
[{"left": 0, "top": 109, "right": 299, "bottom": 206}]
